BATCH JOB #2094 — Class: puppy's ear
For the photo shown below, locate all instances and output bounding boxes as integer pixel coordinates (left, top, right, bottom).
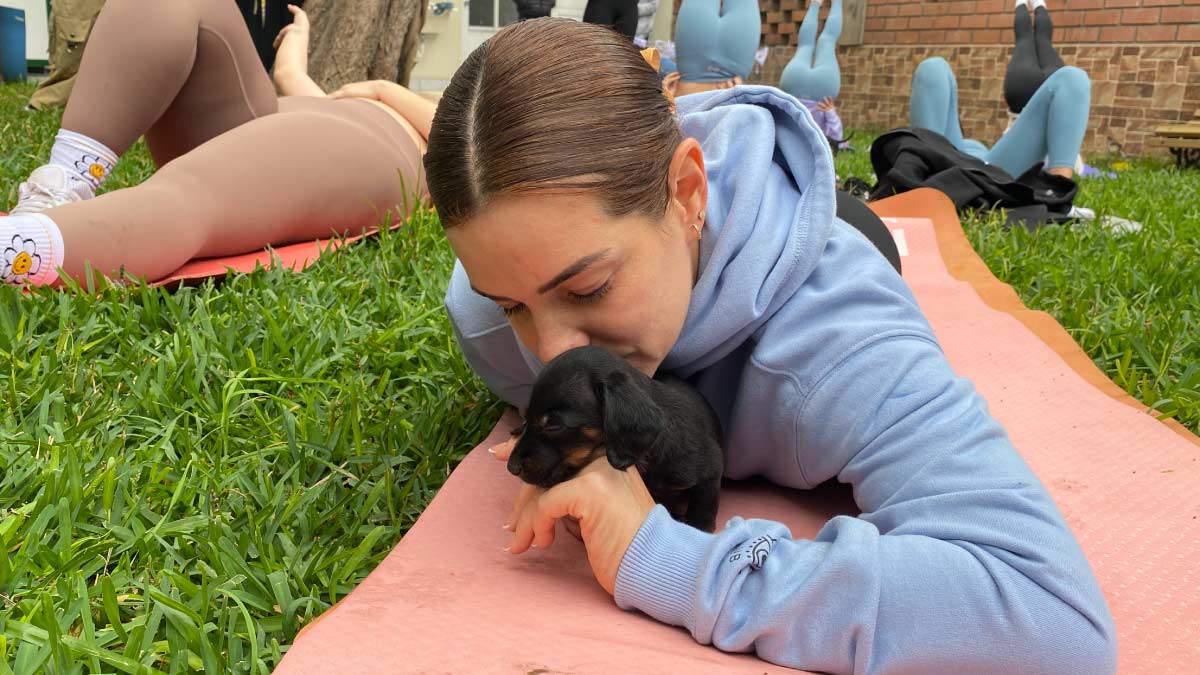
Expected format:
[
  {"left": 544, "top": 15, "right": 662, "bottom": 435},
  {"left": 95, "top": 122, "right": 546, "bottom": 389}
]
[{"left": 598, "top": 371, "right": 663, "bottom": 470}]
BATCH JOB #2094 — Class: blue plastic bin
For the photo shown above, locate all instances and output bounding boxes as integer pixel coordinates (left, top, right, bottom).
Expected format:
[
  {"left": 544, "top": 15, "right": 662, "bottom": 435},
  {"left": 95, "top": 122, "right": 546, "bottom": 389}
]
[{"left": 0, "top": 6, "right": 28, "bottom": 82}]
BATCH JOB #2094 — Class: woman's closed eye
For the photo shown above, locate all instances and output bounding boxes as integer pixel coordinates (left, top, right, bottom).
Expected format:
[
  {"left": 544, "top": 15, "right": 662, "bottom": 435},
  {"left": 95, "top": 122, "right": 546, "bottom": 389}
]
[
  {"left": 567, "top": 279, "right": 612, "bottom": 304},
  {"left": 498, "top": 279, "right": 614, "bottom": 316}
]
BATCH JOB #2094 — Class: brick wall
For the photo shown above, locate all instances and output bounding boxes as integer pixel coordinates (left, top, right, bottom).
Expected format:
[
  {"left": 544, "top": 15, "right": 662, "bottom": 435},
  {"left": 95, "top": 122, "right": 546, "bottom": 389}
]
[{"left": 743, "top": 0, "right": 1200, "bottom": 156}]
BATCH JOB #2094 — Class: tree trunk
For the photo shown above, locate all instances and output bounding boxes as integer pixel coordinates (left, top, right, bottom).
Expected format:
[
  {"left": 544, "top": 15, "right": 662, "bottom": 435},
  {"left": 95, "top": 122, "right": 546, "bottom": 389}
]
[{"left": 305, "top": 0, "right": 427, "bottom": 90}]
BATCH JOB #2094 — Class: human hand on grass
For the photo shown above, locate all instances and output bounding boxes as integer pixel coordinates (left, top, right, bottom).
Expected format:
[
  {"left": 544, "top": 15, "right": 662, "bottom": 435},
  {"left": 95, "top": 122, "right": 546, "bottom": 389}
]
[
  {"left": 490, "top": 439, "right": 656, "bottom": 595},
  {"left": 273, "top": 5, "right": 309, "bottom": 49}
]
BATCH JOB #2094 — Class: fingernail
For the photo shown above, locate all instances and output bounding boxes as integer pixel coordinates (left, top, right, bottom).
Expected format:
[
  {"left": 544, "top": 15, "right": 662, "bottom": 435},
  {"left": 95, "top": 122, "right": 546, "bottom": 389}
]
[
  {"left": 531, "top": 543, "right": 538, "bottom": 548},
  {"left": 488, "top": 448, "right": 496, "bottom": 454},
  {"left": 502, "top": 546, "right": 511, "bottom": 552},
  {"left": 502, "top": 524, "right": 511, "bottom": 530}
]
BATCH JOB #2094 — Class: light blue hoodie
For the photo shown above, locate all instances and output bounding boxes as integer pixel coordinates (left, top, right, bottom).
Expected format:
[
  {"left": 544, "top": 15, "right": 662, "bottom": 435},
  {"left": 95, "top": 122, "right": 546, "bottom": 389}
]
[{"left": 444, "top": 86, "right": 1116, "bottom": 674}]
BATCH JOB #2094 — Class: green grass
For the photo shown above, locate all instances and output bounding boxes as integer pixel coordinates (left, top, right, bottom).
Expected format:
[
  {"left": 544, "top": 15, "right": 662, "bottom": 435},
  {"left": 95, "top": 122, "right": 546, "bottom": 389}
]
[
  {"left": 1, "top": 82, "right": 502, "bottom": 673},
  {"left": 836, "top": 130, "right": 1200, "bottom": 432},
  {"left": 0, "top": 81, "right": 1198, "bottom": 672}
]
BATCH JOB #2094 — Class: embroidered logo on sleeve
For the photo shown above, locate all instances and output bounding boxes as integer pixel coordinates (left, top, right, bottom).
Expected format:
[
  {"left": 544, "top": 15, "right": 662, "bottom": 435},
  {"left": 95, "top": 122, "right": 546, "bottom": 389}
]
[{"left": 727, "top": 534, "right": 778, "bottom": 570}]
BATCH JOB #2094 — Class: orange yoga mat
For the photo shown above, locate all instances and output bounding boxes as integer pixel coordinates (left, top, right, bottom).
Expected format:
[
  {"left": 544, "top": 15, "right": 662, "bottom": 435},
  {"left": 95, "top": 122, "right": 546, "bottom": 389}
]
[
  {"left": 276, "top": 189, "right": 1199, "bottom": 674},
  {"left": 0, "top": 212, "right": 370, "bottom": 287},
  {"left": 155, "top": 232, "right": 376, "bottom": 287}
]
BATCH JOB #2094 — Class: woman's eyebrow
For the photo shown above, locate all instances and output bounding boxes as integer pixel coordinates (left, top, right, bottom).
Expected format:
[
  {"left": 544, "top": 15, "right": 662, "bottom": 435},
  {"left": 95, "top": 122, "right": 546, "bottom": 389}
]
[
  {"left": 536, "top": 250, "right": 611, "bottom": 294},
  {"left": 470, "top": 250, "right": 612, "bottom": 301}
]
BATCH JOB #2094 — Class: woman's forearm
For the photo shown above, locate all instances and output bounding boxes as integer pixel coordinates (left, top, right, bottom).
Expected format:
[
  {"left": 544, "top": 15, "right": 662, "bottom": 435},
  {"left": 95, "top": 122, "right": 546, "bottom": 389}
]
[
  {"left": 274, "top": 68, "right": 325, "bottom": 98},
  {"left": 272, "top": 6, "right": 324, "bottom": 97},
  {"left": 376, "top": 84, "right": 437, "bottom": 141}
]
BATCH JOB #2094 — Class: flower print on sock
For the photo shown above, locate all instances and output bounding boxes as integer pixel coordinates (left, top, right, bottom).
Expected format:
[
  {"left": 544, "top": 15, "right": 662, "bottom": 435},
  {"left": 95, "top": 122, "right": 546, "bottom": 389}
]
[
  {"left": 2, "top": 234, "right": 43, "bottom": 282},
  {"left": 74, "top": 154, "right": 108, "bottom": 182}
]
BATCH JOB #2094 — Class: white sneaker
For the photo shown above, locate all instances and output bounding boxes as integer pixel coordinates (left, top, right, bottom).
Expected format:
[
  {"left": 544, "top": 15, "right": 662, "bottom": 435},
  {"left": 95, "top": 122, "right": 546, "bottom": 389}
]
[
  {"left": 1099, "top": 215, "right": 1142, "bottom": 234},
  {"left": 1067, "top": 205, "right": 1095, "bottom": 221},
  {"left": 10, "top": 165, "right": 94, "bottom": 215}
]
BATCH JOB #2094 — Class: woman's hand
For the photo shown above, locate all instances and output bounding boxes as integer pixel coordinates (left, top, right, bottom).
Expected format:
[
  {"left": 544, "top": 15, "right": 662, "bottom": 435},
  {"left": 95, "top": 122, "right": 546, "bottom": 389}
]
[
  {"left": 272, "top": 4, "right": 309, "bottom": 50},
  {"left": 490, "top": 438, "right": 655, "bottom": 595},
  {"left": 816, "top": 96, "right": 837, "bottom": 112},
  {"left": 328, "top": 80, "right": 393, "bottom": 101}
]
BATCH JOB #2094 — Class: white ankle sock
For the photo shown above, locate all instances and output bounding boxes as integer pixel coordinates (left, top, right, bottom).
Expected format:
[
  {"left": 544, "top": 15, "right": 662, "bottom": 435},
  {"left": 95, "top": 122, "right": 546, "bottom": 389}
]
[
  {"left": 1015, "top": 0, "right": 1029, "bottom": 8},
  {"left": 2, "top": 214, "right": 65, "bottom": 286},
  {"left": 1031, "top": 0, "right": 1046, "bottom": 9},
  {"left": 49, "top": 129, "right": 118, "bottom": 192}
]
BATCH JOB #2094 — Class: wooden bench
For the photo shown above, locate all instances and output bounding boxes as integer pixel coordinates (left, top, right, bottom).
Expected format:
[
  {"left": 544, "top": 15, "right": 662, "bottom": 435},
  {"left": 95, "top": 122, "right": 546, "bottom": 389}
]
[{"left": 1149, "top": 110, "right": 1200, "bottom": 168}]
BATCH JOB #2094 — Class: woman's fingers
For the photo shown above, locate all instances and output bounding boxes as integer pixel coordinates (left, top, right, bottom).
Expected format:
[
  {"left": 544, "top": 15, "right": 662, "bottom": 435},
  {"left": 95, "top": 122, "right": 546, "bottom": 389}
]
[
  {"left": 506, "top": 490, "right": 543, "bottom": 554},
  {"left": 272, "top": 25, "right": 291, "bottom": 49},
  {"left": 489, "top": 437, "right": 516, "bottom": 462},
  {"left": 329, "top": 81, "right": 380, "bottom": 100},
  {"left": 506, "top": 514, "right": 536, "bottom": 554},
  {"left": 504, "top": 483, "right": 542, "bottom": 530},
  {"left": 532, "top": 513, "right": 558, "bottom": 550}
]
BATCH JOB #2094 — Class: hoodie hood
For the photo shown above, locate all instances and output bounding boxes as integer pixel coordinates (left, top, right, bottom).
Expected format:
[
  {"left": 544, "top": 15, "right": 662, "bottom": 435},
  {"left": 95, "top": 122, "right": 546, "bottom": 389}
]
[{"left": 661, "top": 85, "right": 838, "bottom": 377}]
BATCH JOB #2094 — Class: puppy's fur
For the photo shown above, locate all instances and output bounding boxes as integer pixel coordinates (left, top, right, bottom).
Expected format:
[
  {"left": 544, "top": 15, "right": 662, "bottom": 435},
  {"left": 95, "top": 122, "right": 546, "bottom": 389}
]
[{"left": 507, "top": 346, "right": 724, "bottom": 532}]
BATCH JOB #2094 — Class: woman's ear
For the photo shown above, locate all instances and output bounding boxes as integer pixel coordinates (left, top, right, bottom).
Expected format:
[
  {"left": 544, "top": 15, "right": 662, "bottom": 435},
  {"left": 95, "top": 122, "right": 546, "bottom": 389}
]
[
  {"left": 667, "top": 137, "right": 707, "bottom": 238},
  {"left": 662, "top": 72, "right": 681, "bottom": 98}
]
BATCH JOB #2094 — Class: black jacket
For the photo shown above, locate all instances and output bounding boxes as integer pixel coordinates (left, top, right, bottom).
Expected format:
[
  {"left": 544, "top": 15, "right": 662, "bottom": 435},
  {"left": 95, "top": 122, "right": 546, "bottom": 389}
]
[
  {"left": 868, "top": 127, "right": 1078, "bottom": 230},
  {"left": 515, "top": 0, "right": 556, "bottom": 19}
]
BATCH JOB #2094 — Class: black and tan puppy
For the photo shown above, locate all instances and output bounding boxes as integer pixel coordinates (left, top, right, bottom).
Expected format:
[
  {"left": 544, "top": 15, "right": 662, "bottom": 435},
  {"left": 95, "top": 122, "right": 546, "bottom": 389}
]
[{"left": 507, "top": 346, "right": 724, "bottom": 532}]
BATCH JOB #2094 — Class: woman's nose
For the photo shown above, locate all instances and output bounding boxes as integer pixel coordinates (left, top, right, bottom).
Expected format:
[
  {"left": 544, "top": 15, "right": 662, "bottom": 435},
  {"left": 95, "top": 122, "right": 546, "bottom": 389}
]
[{"left": 531, "top": 315, "right": 589, "bottom": 365}]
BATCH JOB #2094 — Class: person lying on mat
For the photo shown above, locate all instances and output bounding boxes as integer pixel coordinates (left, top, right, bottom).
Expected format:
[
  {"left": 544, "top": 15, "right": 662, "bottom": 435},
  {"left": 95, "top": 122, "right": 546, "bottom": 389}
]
[
  {"left": 432, "top": 19, "right": 1116, "bottom": 674},
  {"left": 2, "top": 2, "right": 434, "bottom": 287},
  {"left": 778, "top": 0, "right": 850, "bottom": 151},
  {"left": 908, "top": 5, "right": 1091, "bottom": 181}
]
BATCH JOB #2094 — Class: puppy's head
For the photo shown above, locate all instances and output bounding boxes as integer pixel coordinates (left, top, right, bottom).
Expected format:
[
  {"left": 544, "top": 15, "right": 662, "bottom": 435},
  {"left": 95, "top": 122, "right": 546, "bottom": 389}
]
[{"left": 507, "top": 346, "right": 664, "bottom": 487}]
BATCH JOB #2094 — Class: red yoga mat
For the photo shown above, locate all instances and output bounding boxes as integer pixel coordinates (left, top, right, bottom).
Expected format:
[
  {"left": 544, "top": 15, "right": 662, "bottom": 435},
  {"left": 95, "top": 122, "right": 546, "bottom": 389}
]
[
  {"left": 154, "top": 231, "right": 378, "bottom": 287},
  {"left": 274, "top": 188, "right": 1198, "bottom": 673},
  {"left": 1, "top": 212, "right": 372, "bottom": 287}
]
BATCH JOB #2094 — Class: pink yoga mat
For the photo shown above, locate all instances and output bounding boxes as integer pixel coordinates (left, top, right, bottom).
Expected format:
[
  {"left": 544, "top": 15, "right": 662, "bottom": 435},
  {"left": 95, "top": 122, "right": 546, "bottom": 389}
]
[{"left": 277, "top": 189, "right": 1199, "bottom": 674}]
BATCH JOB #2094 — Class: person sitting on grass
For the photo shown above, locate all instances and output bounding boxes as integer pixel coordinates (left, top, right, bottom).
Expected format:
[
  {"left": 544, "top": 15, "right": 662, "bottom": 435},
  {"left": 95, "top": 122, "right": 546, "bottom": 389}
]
[
  {"left": 427, "top": 18, "right": 1116, "bottom": 674},
  {"left": 778, "top": 0, "right": 849, "bottom": 151},
  {"left": 2, "top": 1, "right": 436, "bottom": 287}
]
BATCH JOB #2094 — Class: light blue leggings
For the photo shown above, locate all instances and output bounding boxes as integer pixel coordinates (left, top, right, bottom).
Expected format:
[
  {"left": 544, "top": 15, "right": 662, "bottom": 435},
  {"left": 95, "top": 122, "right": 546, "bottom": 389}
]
[
  {"left": 909, "top": 57, "right": 1090, "bottom": 176},
  {"left": 779, "top": 0, "right": 842, "bottom": 101}
]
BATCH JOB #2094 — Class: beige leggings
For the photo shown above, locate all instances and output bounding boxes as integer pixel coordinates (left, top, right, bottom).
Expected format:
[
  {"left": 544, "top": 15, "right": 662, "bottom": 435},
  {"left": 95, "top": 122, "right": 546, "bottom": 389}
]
[{"left": 46, "top": 0, "right": 423, "bottom": 283}]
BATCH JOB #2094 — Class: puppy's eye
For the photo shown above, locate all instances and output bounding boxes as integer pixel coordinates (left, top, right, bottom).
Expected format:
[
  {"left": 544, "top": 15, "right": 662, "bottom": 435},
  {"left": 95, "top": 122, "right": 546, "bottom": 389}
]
[
  {"left": 542, "top": 423, "right": 564, "bottom": 433},
  {"left": 511, "top": 423, "right": 526, "bottom": 436}
]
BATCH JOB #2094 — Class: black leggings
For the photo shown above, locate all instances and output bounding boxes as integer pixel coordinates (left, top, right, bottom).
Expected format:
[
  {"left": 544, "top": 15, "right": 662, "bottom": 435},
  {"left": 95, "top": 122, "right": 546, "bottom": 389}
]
[
  {"left": 582, "top": 0, "right": 639, "bottom": 39},
  {"left": 837, "top": 191, "right": 901, "bottom": 275},
  {"left": 1003, "top": 5, "right": 1064, "bottom": 114}
]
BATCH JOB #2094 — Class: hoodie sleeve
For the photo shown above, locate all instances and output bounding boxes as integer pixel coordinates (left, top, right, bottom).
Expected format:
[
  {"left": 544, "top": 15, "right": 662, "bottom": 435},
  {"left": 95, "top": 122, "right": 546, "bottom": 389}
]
[
  {"left": 614, "top": 335, "right": 1117, "bottom": 673},
  {"left": 445, "top": 262, "right": 536, "bottom": 408}
]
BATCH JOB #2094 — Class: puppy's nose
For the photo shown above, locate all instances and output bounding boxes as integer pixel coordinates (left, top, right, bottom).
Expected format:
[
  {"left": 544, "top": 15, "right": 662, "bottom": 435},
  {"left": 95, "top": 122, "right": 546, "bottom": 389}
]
[{"left": 506, "top": 454, "right": 523, "bottom": 477}]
